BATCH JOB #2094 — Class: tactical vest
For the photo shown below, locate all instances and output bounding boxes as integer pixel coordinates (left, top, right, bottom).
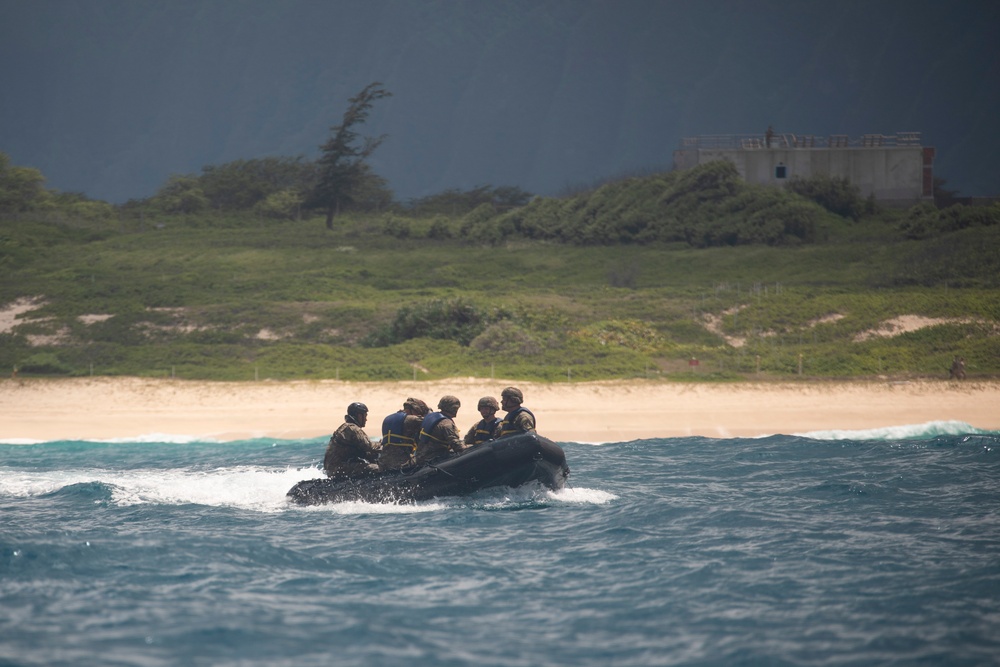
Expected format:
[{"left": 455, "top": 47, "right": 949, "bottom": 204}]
[
  {"left": 381, "top": 411, "right": 416, "bottom": 449},
  {"left": 497, "top": 407, "right": 535, "bottom": 438},
  {"left": 470, "top": 417, "right": 501, "bottom": 444},
  {"left": 418, "top": 411, "right": 450, "bottom": 445}
]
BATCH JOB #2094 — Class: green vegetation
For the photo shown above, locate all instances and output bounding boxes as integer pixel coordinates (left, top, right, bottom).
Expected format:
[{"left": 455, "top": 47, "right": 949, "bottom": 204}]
[
  {"left": 3, "top": 145, "right": 999, "bottom": 383},
  {"left": 467, "top": 161, "right": 828, "bottom": 247}
]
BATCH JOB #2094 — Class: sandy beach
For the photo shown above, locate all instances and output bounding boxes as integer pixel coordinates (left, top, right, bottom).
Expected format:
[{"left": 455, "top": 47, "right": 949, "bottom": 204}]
[{"left": 1, "top": 377, "right": 997, "bottom": 443}]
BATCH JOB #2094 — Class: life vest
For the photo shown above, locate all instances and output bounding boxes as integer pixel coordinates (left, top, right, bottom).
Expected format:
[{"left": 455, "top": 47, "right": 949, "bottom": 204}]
[
  {"left": 470, "top": 417, "right": 501, "bottom": 445},
  {"left": 497, "top": 407, "right": 535, "bottom": 438},
  {"left": 418, "top": 411, "right": 450, "bottom": 445},
  {"left": 381, "top": 411, "right": 416, "bottom": 449}
]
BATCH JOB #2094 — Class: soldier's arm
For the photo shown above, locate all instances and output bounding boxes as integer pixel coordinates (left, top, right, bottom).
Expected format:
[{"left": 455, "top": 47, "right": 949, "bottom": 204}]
[
  {"left": 353, "top": 427, "right": 379, "bottom": 460},
  {"left": 445, "top": 421, "right": 466, "bottom": 452},
  {"left": 515, "top": 412, "right": 535, "bottom": 432}
]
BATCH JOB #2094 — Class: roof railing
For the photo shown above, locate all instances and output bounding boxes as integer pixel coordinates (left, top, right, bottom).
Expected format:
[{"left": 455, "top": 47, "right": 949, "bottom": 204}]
[{"left": 679, "top": 132, "right": 922, "bottom": 150}]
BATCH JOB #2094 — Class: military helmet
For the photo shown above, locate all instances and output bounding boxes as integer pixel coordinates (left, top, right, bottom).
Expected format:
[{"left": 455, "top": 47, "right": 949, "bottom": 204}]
[
  {"left": 477, "top": 396, "right": 499, "bottom": 411},
  {"left": 501, "top": 386, "right": 523, "bottom": 404},
  {"left": 347, "top": 402, "right": 369, "bottom": 419},
  {"left": 438, "top": 395, "right": 461, "bottom": 412},
  {"left": 404, "top": 397, "right": 430, "bottom": 416}
]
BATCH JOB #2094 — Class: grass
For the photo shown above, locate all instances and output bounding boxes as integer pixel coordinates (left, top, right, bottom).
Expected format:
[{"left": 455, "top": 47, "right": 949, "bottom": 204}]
[{"left": 2, "top": 212, "right": 998, "bottom": 381}]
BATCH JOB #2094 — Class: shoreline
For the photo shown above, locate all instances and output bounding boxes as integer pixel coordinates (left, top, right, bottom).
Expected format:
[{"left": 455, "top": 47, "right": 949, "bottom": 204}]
[{"left": 2, "top": 377, "right": 998, "bottom": 443}]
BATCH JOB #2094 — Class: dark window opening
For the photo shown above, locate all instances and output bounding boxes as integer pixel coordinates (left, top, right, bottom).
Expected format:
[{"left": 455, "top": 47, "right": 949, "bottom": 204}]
[{"left": 775, "top": 164, "right": 787, "bottom": 179}]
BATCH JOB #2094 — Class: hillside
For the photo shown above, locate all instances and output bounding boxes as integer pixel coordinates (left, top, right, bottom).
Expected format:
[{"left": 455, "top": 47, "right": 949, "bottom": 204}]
[{"left": 2, "top": 169, "right": 999, "bottom": 382}]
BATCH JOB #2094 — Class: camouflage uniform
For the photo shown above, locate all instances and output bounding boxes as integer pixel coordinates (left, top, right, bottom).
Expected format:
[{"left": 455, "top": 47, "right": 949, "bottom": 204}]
[
  {"left": 497, "top": 387, "right": 536, "bottom": 438},
  {"left": 323, "top": 421, "right": 380, "bottom": 478},
  {"left": 497, "top": 408, "right": 536, "bottom": 437},
  {"left": 414, "top": 396, "right": 465, "bottom": 466},
  {"left": 463, "top": 396, "right": 500, "bottom": 445}
]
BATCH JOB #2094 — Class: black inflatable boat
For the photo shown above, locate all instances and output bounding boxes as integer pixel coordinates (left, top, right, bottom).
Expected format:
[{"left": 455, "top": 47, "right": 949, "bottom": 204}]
[{"left": 287, "top": 432, "right": 569, "bottom": 505}]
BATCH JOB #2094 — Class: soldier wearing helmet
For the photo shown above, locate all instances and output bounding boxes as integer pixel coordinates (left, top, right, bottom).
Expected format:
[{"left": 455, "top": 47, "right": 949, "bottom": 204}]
[
  {"left": 414, "top": 395, "right": 465, "bottom": 466},
  {"left": 496, "top": 386, "right": 536, "bottom": 438},
  {"left": 323, "top": 401, "right": 381, "bottom": 478},
  {"left": 378, "top": 397, "right": 430, "bottom": 471},
  {"left": 463, "top": 395, "right": 501, "bottom": 446}
]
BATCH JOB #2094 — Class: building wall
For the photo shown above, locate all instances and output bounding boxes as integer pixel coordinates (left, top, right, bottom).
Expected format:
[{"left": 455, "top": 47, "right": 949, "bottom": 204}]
[{"left": 672, "top": 144, "right": 932, "bottom": 206}]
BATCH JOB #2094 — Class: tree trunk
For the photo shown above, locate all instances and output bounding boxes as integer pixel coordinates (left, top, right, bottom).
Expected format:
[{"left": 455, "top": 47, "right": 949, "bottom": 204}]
[{"left": 324, "top": 199, "right": 341, "bottom": 230}]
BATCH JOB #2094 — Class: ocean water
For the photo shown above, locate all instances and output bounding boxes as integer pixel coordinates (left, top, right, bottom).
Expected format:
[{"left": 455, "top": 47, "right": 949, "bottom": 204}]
[{"left": 2, "top": 421, "right": 999, "bottom": 667}]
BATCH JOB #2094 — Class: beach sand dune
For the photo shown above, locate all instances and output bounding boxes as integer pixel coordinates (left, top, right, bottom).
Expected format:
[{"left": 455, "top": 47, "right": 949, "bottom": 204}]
[{"left": 2, "top": 377, "right": 997, "bottom": 442}]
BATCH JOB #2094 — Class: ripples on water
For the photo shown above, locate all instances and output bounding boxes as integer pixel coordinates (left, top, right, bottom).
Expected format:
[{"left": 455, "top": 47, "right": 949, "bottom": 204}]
[{"left": 2, "top": 423, "right": 999, "bottom": 666}]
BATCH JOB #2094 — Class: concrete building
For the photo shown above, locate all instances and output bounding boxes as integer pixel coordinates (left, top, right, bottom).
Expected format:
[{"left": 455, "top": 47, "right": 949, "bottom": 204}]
[{"left": 673, "top": 130, "right": 934, "bottom": 207}]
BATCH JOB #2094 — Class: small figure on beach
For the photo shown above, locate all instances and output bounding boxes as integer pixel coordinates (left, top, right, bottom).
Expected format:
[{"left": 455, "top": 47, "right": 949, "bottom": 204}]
[
  {"left": 414, "top": 395, "right": 465, "bottom": 466},
  {"left": 949, "top": 356, "right": 966, "bottom": 380},
  {"left": 323, "top": 402, "right": 381, "bottom": 478},
  {"left": 496, "top": 386, "right": 536, "bottom": 438},
  {"left": 378, "top": 397, "right": 429, "bottom": 471},
  {"left": 464, "top": 396, "right": 502, "bottom": 446}
]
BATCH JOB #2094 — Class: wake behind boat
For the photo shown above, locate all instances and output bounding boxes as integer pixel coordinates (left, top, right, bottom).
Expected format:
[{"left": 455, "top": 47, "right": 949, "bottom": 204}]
[{"left": 287, "top": 432, "right": 569, "bottom": 505}]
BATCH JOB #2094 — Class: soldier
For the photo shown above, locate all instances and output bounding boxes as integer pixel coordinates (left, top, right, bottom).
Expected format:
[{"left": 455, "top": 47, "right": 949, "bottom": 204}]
[
  {"left": 463, "top": 396, "right": 501, "bottom": 446},
  {"left": 949, "top": 356, "right": 967, "bottom": 380},
  {"left": 323, "top": 402, "right": 381, "bottom": 478},
  {"left": 378, "top": 397, "right": 429, "bottom": 471},
  {"left": 414, "top": 395, "right": 465, "bottom": 466},
  {"left": 496, "top": 386, "right": 536, "bottom": 438}
]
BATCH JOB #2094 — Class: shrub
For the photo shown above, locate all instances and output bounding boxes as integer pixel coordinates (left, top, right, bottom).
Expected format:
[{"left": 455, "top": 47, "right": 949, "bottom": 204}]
[
  {"left": 17, "top": 352, "right": 72, "bottom": 375},
  {"left": 898, "top": 203, "right": 945, "bottom": 239},
  {"left": 253, "top": 189, "right": 304, "bottom": 220},
  {"left": 571, "top": 319, "right": 663, "bottom": 352},
  {"left": 469, "top": 320, "right": 543, "bottom": 355},
  {"left": 363, "top": 298, "right": 504, "bottom": 347},
  {"left": 939, "top": 203, "right": 1000, "bottom": 232},
  {"left": 427, "top": 217, "right": 454, "bottom": 239},
  {"left": 460, "top": 162, "right": 823, "bottom": 248},
  {"left": 381, "top": 215, "right": 411, "bottom": 239},
  {"left": 405, "top": 185, "right": 532, "bottom": 217},
  {"left": 786, "top": 174, "right": 865, "bottom": 219}
]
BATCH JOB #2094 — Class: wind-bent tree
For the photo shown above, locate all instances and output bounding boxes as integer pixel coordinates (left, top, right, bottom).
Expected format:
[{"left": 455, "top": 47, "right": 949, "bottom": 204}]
[{"left": 309, "top": 82, "right": 393, "bottom": 229}]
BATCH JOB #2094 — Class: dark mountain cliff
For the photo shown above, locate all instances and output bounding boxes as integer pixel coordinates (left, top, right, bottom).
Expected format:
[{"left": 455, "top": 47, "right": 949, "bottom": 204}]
[{"left": 1, "top": 0, "right": 997, "bottom": 203}]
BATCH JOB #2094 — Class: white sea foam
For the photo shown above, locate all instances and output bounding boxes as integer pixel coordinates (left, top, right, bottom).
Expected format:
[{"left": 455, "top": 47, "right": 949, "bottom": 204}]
[
  {"left": 0, "top": 433, "right": 226, "bottom": 445},
  {"left": 110, "top": 465, "right": 320, "bottom": 512},
  {"left": 99, "top": 433, "right": 222, "bottom": 444},
  {"left": 298, "top": 498, "right": 448, "bottom": 515},
  {"left": 550, "top": 485, "right": 617, "bottom": 504},
  {"left": 0, "top": 464, "right": 321, "bottom": 513},
  {"left": 795, "top": 420, "right": 987, "bottom": 441},
  {"left": 0, "top": 464, "right": 595, "bottom": 514}
]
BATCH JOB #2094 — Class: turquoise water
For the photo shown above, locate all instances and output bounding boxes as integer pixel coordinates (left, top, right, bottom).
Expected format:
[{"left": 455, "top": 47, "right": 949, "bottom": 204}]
[{"left": 2, "top": 421, "right": 999, "bottom": 666}]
